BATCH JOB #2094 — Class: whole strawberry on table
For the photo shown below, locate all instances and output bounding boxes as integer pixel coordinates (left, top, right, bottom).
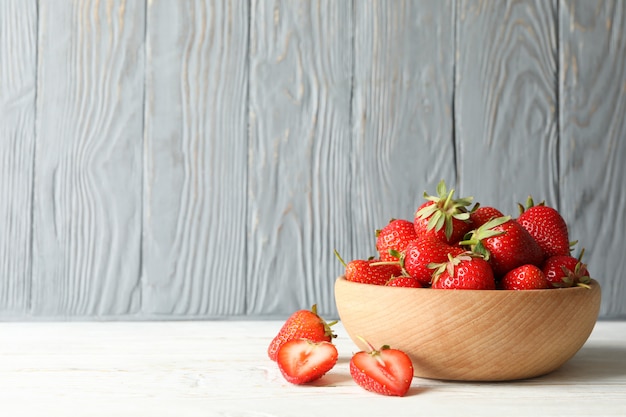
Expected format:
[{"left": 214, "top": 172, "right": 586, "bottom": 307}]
[{"left": 338, "top": 180, "right": 592, "bottom": 291}]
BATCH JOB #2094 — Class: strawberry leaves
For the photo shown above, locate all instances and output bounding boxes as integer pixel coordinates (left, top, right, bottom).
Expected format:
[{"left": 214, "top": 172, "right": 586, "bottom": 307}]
[
  {"left": 414, "top": 180, "right": 474, "bottom": 244},
  {"left": 459, "top": 215, "right": 510, "bottom": 261},
  {"left": 334, "top": 181, "right": 594, "bottom": 289}
]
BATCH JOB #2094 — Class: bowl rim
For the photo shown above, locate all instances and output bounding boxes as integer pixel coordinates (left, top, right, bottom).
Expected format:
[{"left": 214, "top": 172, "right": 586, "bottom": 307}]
[{"left": 335, "top": 275, "right": 600, "bottom": 294}]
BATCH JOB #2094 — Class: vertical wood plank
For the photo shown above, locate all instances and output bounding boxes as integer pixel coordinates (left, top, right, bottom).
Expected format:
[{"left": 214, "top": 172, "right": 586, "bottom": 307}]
[
  {"left": 560, "top": 0, "right": 626, "bottom": 318},
  {"left": 456, "top": 0, "right": 559, "bottom": 213},
  {"left": 351, "top": 1, "right": 457, "bottom": 260},
  {"left": 32, "top": 0, "right": 145, "bottom": 316},
  {"left": 0, "top": 0, "right": 37, "bottom": 315},
  {"left": 143, "top": 0, "right": 249, "bottom": 316},
  {"left": 248, "top": 0, "right": 353, "bottom": 316}
]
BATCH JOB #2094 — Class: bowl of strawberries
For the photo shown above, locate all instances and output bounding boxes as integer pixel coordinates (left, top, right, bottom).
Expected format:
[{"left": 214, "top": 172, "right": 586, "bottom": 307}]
[{"left": 334, "top": 181, "right": 602, "bottom": 381}]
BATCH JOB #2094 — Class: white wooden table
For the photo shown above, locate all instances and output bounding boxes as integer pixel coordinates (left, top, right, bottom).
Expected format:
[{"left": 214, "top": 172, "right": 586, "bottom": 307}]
[{"left": 1, "top": 320, "right": 625, "bottom": 417}]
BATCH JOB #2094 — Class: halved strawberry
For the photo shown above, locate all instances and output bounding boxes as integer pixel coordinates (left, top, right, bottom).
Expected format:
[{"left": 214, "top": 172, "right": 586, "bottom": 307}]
[
  {"left": 350, "top": 339, "right": 414, "bottom": 397},
  {"left": 277, "top": 339, "right": 338, "bottom": 385},
  {"left": 267, "top": 305, "right": 337, "bottom": 361},
  {"left": 376, "top": 219, "right": 418, "bottom": 262},
  {"left": 413, "top": 180, "right": 473, "bottom": 244},
  {"left": 500, "top": 264, "right": 549, "bottom": 290}
]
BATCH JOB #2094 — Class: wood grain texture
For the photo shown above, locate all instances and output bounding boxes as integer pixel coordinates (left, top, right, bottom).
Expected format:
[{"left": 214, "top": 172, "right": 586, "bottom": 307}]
[
  {"left": 32, "top": 0, "right": 145, "bottom": 316},
  {"left": 456, "top": 0, "right": 559, "bottom": 212},
  {"left": 247, "top": 0, "right": 353, "bottom": 316},
  {"left": 336, "top": 277, "right": 601, "bottom": 381},
  {"left": 0, "top": 321, "right": 625, "bottom": 416},
  {"left": 351, "top": 0, "right": 457, "bottom": 262},
  {"left": 0, "top": 0, "right": 37, "bottom": 316},
  {"left": 1, "top": 0, "right": 624, "bottom": 320},
  {"left": 559, "top": 0, "right": 626, "bottom": 318},
  {"left": 142, "top": 0, "right": 249, "bottom": 316}
]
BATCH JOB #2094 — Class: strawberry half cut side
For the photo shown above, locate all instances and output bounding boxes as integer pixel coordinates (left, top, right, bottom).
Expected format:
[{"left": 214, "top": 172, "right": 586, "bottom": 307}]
[
  {"left": 277, "top": 339, "right": 338, "bottom": 385},
  {"left": 350, "top": 337, "right": 414, "bottom": 397},
  {"left": 267, "top": 304, "right": 337, "bottom": 361}
]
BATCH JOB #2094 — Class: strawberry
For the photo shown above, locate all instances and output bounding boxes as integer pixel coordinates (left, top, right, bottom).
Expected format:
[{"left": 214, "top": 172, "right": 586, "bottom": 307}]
[
  {"left": 413, "top": 180, "right": 473, "bottom": 244},
  {"left": 469, "top": 205, "right": 504, "bottom": 229},
  {"left": 385, "top": 276, "right": 422, "bottom": 288},
  {"left": 500, "top": 264, "right": 549, "bottom": 290},
  {"left": 276, "top": 339, "right": 338, "bottom": 384},
  {"left": 516, "top": 196, "right": 572, "bottom": 258},
  {"left": 402, "top": 237, "right": 465, "bottom": 286},
  {"left": 267, "top": 304, "right": 337, "bottom": 361},
  {"left": 375, "top": 219, "right": 418, "bottom": 262},
  {"left": 350, "top": 338, "right": 414, "bottom": 397},
  {"left": 460, "top": 215, "right": 544, "bottom": 277},
  {"left": 429, "top": 252, "right": 496, "bottom": 290},
  {"left": 335, "top": 250, "right": 402, "bottom": 286},
  {"left": 542, "top": 252, "right": 591, "bottom": 288}
]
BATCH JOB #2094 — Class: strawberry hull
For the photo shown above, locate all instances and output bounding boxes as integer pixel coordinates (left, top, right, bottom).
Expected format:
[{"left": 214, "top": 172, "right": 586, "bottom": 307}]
[{"left": 462, "top": 216, "right": 545, "bottom": 278}]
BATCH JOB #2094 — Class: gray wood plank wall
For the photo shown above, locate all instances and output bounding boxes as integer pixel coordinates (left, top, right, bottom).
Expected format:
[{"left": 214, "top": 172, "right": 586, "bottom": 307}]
[{"left": 0, "top": 0, "right": 624, "bottom": 320}]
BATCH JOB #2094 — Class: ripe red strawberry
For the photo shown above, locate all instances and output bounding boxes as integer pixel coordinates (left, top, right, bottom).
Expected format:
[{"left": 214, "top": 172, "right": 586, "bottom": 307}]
[
  {"left": 402, "top": 237, "right": 465, "bottom": 286},
  {"left": 429, "top": 253, "right": 496, "bottom": 290},
  {"left": 469, "top": 205, "right": 504, "bottom": 229},
  {"left": 500, "top": 264, "right": 549, "bottom": 290},
  {"left": 335, "top": 250, "right": 402, "bottom": 286},
  {"left": 542, "top": 253, "right": 591, "bottom": 288},
  {"left": 350, "top": 339, "right": 414, "bottom": 397},
  {"left": 385, "top": 276, "right": 422, "bottom": 288},
  {"left": 516, "top": 197, "right": 571, "bottom": 258},
  {"left": 413, "top": 180, "right": 473, "bottom": 244},
  {"left": 267, "top": 305, "right": 337, "bottom": 361},
  {"left": 376, "top": 219, "right": 418, "bottom": 262},
  {"left": 277, "top": 339, "right": 338, "bottom": 384},
  {"left": 460, "top": 215, "right": 544, "bottom": 277}
]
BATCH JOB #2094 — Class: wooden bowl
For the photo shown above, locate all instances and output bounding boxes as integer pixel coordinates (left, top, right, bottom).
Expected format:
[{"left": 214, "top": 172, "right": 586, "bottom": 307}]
[{"left": 334, "top": 276, "right": 601, "bottom": 381}]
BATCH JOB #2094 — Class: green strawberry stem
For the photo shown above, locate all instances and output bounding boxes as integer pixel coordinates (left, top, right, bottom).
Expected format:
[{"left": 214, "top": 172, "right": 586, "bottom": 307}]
[
  {"left": 369, "top": 260, "right": 399, "bottom": 267},
  {"left": 311, "top": 304, "right": 338, "bottom": 338},
  {"left": 334, "top": 249, "right": 347, "bottom": 267},
  {"left": 518, "top": 195, "right": 547, "bottom": 215},
  {"left": 356, "top": 336, "right": 389, "bottom": 367},
  {"left": 459, "top": 215, "right": 510, "bottom": 260},
  {"left": 469, "top": 202, "right": 481, "bottom": 213},
  {"left": 370, "top": 249, "right": 411, "bottom": 277},
  {"left": 427, "top": 252, "right": 476, "bottom": 285},
  {"left": 417, "top": 180, "right": 473, "bottom": 241},
  {"left": 356, "top": 335, "right": 376, "bottom": 352}
]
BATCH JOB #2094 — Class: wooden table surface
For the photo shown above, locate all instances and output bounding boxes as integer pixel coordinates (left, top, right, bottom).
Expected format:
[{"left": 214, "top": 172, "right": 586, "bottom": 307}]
[{"left": 1, "top": 320, "right": 625, "bottom": 417}]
